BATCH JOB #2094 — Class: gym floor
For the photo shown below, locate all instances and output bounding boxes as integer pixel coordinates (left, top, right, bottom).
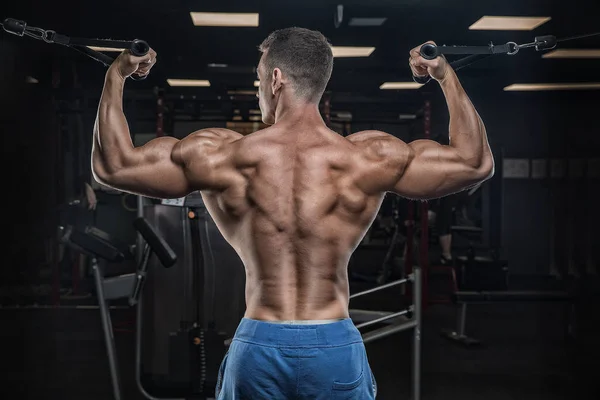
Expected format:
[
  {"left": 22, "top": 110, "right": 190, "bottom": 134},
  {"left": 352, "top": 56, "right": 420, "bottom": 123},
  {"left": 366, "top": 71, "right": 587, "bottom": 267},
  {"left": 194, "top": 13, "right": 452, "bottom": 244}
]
[{"left": 2, "top": 279, "right": 599, "bottom": 400}]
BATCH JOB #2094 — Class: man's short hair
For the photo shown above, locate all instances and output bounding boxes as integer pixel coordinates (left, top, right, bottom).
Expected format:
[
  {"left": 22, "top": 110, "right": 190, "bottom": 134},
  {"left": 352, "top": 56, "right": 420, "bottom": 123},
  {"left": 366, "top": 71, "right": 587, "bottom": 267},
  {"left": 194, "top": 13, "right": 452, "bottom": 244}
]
[{"left": 259, "top": 27, "right": 334, "bottom": 103}]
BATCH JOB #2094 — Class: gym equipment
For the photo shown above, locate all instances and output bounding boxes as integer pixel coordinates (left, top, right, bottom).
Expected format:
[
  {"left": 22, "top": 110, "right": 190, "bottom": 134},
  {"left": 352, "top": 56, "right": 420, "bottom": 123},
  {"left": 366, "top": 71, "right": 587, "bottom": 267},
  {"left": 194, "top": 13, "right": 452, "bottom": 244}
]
[
  {"left": 349, "top": 268, "right": 422, "bottom": 400},
  {"left": 451, "top": 225, "right": 508, "bottom": 291},
  {"left": 413, "top": 31, "right": 600, "bottom": 84},
  {"left": 373, "top": 196, "right": 407, "bottom": 284},
  {"left": 135, "top": 193, "right": 245, "bottom": 399},
  {"left": 427, "top": 189, "right": 489, "bottom": 304},
  {"left": 59, "top": 218, "right": 176, "bottom": 400},
  {"left": 351, "top": 197, "right": 407, "bottom": 284},
  {"left": 139, "top": 190, "right": 423, "bottom": 399},
  {"left": 129, "top": 218, "right": 177, "bottom": 306},
  {"left": 442, "top": 290, "right": 573, "bottom": 347},
  {"left": 1, "top": 18, "right": 150, "bottom": 79}
]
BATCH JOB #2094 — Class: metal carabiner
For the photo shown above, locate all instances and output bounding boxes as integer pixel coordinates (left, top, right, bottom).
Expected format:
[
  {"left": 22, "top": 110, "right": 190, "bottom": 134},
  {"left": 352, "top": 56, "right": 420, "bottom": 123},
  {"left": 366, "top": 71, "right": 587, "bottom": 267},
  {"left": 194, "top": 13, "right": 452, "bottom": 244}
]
[
  {"left": 506, "top": 42, "right": 520, "bottom": 56},
  {"left": 43, "top": 30, "right": 57, "bottom": 43},
  {"left": 22, "top": 25, "right": 53, "bottom": 43}
]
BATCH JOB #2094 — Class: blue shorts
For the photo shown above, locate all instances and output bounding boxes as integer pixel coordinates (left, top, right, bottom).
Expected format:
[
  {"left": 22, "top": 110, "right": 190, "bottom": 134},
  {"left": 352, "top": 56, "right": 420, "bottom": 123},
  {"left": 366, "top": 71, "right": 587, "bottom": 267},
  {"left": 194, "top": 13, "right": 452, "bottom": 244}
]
[{"left": 216, "top": 318, "right": 377, "bottom": 399}]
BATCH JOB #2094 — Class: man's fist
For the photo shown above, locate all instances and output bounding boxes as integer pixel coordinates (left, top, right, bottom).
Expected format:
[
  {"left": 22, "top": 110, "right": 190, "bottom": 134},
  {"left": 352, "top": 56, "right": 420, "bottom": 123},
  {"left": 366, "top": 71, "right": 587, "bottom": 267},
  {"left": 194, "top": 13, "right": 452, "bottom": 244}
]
[
  {"left": 110, "top": 48, "right": 157, "bottom": 80},
  {"left": 409, "top": 42, "right": 451, "bottom": 83}
]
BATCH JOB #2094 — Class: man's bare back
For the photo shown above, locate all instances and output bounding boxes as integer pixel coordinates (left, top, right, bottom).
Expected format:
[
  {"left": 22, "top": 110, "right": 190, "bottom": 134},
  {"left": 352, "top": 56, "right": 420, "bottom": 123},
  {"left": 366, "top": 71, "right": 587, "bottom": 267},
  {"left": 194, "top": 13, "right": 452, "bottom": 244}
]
[
  {"left": 91, "top": 54, "right": 493, "bottom": 322},
  {"left": 91, "top": 28, "right": 495, "bottom": 398},
  {"left": 200, "top": 123, "right": 390, "bottom": 321}
]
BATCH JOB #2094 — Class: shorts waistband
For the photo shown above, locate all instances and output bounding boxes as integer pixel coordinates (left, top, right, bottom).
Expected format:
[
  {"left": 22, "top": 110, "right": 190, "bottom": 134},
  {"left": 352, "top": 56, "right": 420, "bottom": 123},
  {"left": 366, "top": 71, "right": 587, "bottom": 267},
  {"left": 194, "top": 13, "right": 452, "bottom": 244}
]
[
  {"left": 267, "top": 319, "right": 343, "bottom": 325},
  {"left": 233, "top": 318, "right": 363, "bottom": 347}
]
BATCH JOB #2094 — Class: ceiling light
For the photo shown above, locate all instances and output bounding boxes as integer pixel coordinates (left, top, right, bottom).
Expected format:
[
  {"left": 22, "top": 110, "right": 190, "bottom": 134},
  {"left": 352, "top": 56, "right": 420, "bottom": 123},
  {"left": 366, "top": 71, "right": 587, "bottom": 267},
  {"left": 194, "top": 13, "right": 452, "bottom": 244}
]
[
  {"left": 348, "top": 18, "right": 387, "bottom": 27},
  {"left": 469, "top": 16, "right": 551, "bottom": 31},
  {"left": 380, "top": 82, "right": 423, "bottom": 90},
  {"left": 88, "top": 46, "right": 124, "bottom": 52},
  {"left": 399, "top": 114, "right": 417, "bottom": 120},
  {"left": 331, "top": 46, "right": 375, "bottom": 58},
  {"left": 25, "top": 76, "right": 38, "bottom": 84},
  {"left": 190, "top": 12, "right": 259, "bottom": 27},
  {"left": 503, "top": 83, "right": 600, "bottom": 91},
  {"left": 336, "top": 111, "right": 353, "bottom": 120},
  {"left": 254, "top": 80, "right": 260, "bottom": 87},
  {"left": 542, "top": 49, "right": 600, "bottom": 59},
  {"left": 167, "top": 79, "right": 211, "bottom": 87},
  {"left": 227, "top": 90, "right": 257, "bottom": 95}
]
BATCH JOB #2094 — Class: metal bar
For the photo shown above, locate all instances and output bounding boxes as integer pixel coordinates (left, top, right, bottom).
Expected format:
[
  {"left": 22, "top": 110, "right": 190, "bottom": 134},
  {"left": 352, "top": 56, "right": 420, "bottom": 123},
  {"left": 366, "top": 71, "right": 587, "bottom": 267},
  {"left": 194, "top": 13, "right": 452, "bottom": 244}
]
[
  {"left": 136, "top": 196, "right": 145, "bottom": 261},
  {"left": 0, "top": 305, "right": 130, "bottom": 310},
  {"left": 182, "top": 207, "right": 193, "bottom": 325},
  {"left": 362, "top": 319, "right": 418, "bottom": 344},
  {"left": 349, "top": 309, "right": 398, "bottom": 325},
  {"left": 413, "top": 267, "right": 422, "bottom": 400},
  {"left": 92, "top": 258, "right": 122, "bottom": 400},
  {"left": 458, "top": 302, "right": 467, "bottom": 337},
  {"left": 455, "top": 290, "right": 571, "bottom": 302},
  {"left": 349, "top": 278, "right": 408, "bottom": 300},
  {"left": 405, "top": 202, "right": 415, "bottom": 275},
  {"left": 129, "top": 244, "right": 151, "bottom": 306},
  {"left": 378, "top": 225, "right": 400, "bottom": 280},
  {"left": 135, "top": 295, "right": 184, "bottom": 400},
  {"left": 355, "top": 309, "right": 410, "bottom": 329}
]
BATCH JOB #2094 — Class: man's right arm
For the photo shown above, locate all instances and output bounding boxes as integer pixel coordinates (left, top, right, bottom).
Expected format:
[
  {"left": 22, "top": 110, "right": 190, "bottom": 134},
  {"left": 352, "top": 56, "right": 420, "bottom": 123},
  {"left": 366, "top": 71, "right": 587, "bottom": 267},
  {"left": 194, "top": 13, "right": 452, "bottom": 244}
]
[
  {"left": 396, "top": 66, "right": 494, "bottom": 199},
  {"left": 351, "top": 62, "right": 494, "bottom": 200}
]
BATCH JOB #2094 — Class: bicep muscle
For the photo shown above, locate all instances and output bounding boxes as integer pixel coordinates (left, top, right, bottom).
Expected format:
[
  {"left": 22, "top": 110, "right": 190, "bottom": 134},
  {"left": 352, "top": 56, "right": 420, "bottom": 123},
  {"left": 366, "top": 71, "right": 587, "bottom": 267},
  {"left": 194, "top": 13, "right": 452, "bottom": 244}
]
[{"left": 393, "top": 140, "right": 490, "bottom": 199}]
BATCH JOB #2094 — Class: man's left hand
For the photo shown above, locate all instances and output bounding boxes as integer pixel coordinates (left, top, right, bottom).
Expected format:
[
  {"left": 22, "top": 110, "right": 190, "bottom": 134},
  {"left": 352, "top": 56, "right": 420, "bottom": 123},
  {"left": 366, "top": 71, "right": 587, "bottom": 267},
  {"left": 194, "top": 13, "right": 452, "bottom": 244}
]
[{"left": 84, "top": 183, "right": 97, "bottom": 210}]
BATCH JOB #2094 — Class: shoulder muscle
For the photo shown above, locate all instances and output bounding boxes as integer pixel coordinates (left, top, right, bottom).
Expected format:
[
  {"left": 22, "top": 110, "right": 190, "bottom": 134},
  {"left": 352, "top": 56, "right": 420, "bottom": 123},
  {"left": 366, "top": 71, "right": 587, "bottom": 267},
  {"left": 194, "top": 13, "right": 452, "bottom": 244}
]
[
  {"left": 346, "top": 130, "right": 413, "bottom": 194},
  {"left": 173, "top": 128, "right": 242, "bottom": 165},
  {"left": 172, "top": 128, "right": 243, "bottom": 192}
]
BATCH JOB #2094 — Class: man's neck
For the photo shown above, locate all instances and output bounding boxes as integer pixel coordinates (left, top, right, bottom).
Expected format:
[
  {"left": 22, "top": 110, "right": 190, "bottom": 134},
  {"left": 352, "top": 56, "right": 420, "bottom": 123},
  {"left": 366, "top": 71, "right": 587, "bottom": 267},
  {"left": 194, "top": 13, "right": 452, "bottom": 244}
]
[{"left": 274, "top": 99, "right": 323, "bottom": 126}]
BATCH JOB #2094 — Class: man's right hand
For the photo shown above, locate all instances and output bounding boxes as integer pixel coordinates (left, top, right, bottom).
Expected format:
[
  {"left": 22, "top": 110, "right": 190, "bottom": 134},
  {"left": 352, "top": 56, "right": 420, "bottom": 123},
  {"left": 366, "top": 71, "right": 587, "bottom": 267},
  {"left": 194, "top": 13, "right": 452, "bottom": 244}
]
[
  {"left": 108, "top": 48, "right": 158, "bottom": 80},
  {"left": 409, "top": 42, "right": 452, "bottom": 83}
]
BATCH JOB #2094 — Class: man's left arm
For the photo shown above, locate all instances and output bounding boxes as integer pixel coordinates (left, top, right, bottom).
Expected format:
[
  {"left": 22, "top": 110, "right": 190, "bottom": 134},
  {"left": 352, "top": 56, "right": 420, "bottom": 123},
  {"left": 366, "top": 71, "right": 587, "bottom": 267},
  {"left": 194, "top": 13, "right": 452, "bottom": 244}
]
[{"left": 92, "top": 50, "right": 241, "bottom": 199}]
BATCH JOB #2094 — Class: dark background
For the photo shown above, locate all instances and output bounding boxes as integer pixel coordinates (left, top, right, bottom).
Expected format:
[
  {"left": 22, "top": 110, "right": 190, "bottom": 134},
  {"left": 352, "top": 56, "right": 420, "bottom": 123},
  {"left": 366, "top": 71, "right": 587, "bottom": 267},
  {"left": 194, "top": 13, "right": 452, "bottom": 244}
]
[{"left": 1, "top": 0, "right": 599, "bottom": 399}]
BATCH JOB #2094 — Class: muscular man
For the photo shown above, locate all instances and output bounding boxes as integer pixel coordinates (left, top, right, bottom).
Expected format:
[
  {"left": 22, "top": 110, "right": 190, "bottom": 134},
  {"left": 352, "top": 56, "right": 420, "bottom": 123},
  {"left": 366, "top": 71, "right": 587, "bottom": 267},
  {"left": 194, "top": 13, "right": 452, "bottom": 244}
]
[{"left": 92, "top": 28, "right": 494, "bottom": 399}]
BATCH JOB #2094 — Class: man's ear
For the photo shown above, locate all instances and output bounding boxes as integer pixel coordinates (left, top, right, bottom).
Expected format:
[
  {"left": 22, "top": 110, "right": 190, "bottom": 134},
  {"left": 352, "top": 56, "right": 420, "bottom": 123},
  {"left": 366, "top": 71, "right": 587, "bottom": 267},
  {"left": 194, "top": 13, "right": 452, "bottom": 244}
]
[{"left": 271, "top": 68, "right": 283, "bottom": 95}]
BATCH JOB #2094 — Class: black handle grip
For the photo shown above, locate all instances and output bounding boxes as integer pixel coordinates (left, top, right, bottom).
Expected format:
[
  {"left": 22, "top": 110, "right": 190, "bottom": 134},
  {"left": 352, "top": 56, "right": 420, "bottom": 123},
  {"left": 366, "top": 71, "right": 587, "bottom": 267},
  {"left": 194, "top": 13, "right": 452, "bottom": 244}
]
[
  {"left": 411, "top": 43, "right": 437, "bottom": 84},
  {"left": 129, "top": 39, "right": 150, "bottom": 80},
  {"left": 130, "top": 39, "right": 150, "bottom": 56},
  {"left": 2, "top": 18, "right": 27, "bottom": 36},
  {"left": 419, "top": 43, "right": 438, "bottom": 60},
  {"left": 133, "top": 217, "right": 177, "bottom": 267}
]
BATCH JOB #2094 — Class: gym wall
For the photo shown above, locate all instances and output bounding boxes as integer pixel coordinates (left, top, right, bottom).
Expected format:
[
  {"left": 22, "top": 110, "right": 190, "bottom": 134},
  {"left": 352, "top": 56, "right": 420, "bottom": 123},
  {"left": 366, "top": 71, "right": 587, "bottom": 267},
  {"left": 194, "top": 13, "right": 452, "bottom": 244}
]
[
  {"left": 431, "top": 88, "right": 598, "bottom": 276},
  {"left": 1, "top": 35, "right": 61, "bottom": 276}
]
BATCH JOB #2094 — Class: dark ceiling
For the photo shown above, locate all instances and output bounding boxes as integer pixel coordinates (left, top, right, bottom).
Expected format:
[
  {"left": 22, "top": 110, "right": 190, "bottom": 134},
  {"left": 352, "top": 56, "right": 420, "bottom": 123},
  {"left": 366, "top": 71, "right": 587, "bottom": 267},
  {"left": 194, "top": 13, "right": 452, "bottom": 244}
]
[{"left": 2, "top": 0, "right": 599, "bottom": 120}]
